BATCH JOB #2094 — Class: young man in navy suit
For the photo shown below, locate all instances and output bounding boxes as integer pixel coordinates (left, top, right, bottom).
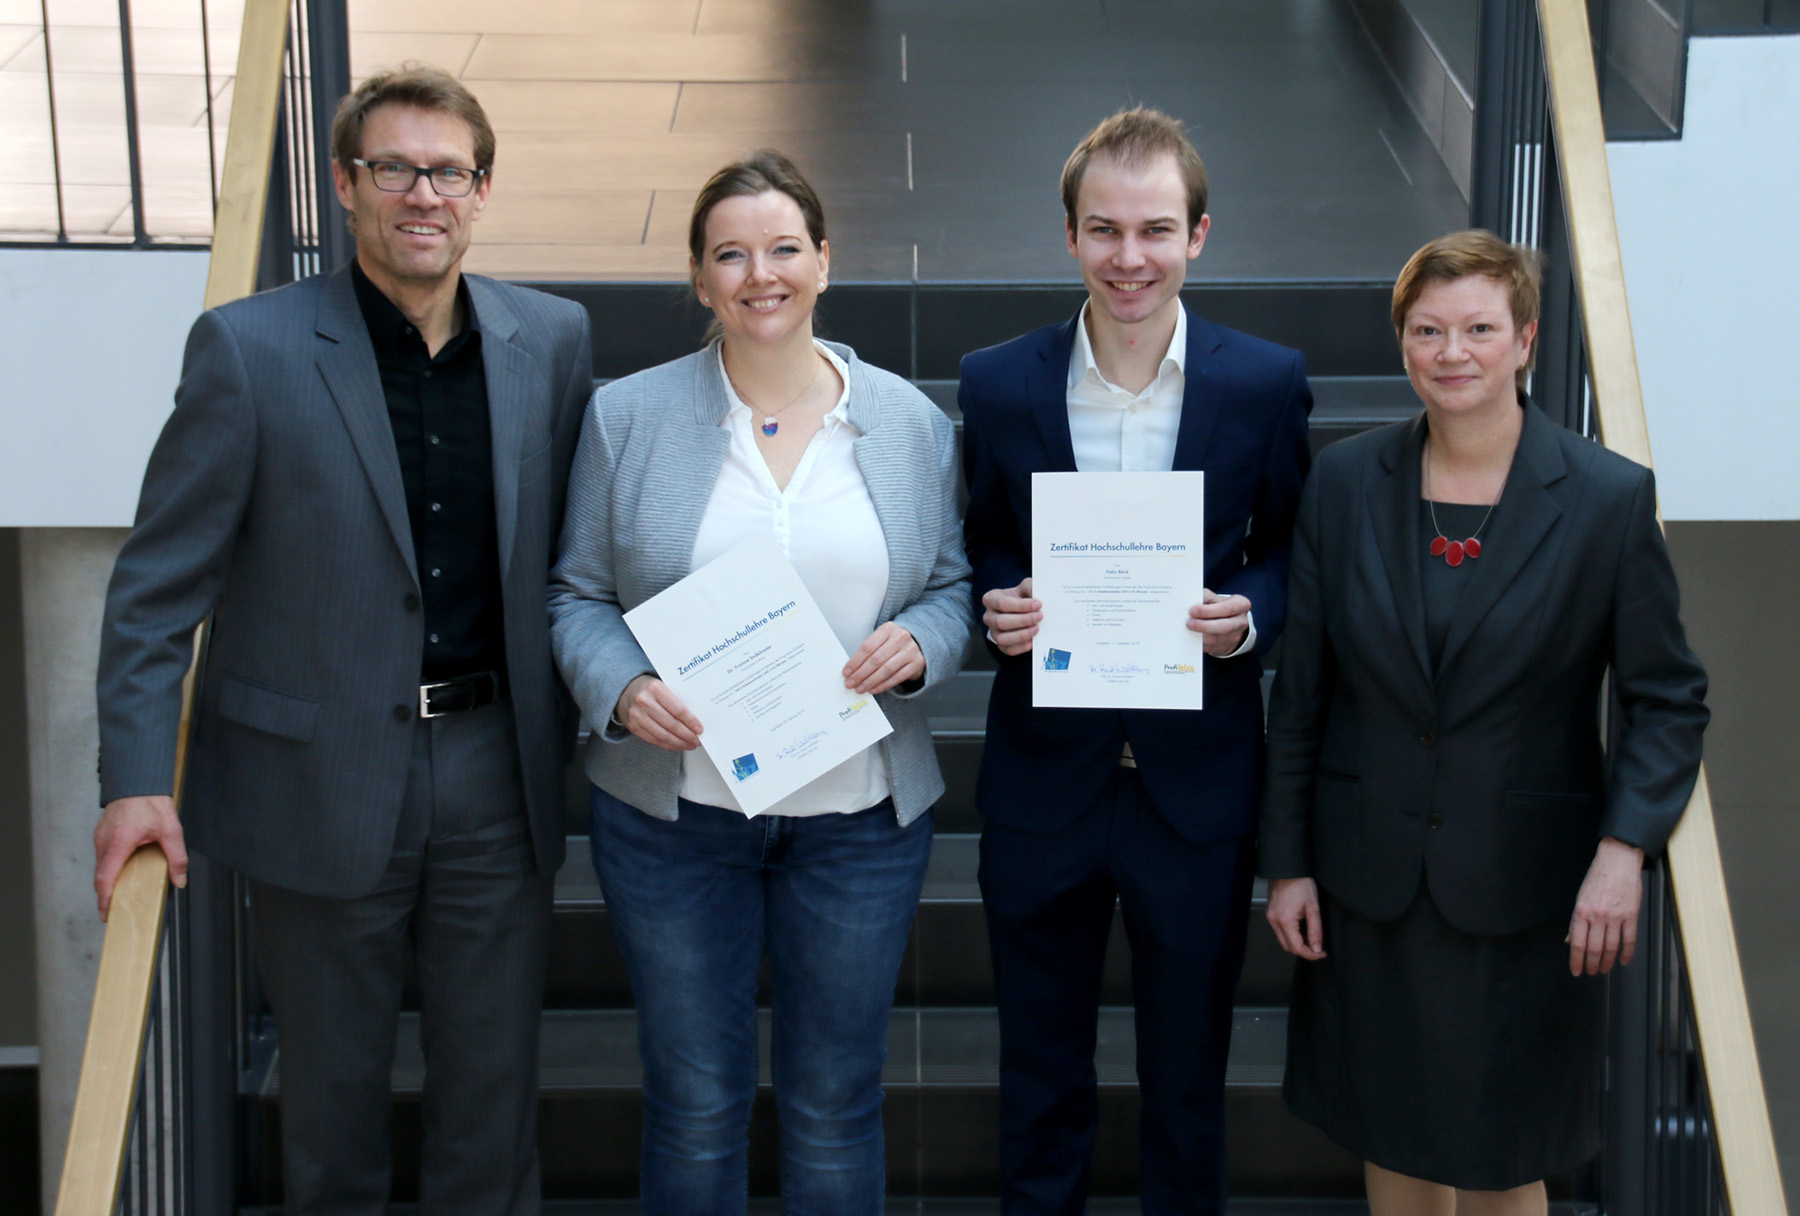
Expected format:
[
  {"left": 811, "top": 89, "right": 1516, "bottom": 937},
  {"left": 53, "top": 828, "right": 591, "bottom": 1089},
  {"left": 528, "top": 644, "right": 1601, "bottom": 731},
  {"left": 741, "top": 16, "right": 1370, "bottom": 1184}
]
[{"left": 960, "top": 108, "right": 1313, "bottom": 1214}]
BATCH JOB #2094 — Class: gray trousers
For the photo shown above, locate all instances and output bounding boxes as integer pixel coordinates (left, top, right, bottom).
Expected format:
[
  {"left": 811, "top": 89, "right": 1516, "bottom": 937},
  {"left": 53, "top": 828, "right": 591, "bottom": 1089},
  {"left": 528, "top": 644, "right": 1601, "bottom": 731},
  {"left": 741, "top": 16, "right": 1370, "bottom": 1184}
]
[{"left": 251, "top": 699, "right": 553, "bottom": 1216}]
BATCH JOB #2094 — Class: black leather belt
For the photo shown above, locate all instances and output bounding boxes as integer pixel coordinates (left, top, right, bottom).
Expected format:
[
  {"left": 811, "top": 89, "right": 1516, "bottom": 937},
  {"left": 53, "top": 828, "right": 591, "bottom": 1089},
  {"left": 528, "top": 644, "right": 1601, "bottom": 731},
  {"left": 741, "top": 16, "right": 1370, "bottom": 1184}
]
[{"left": 418, "top": 670, "right": 504, "bottom": 719}]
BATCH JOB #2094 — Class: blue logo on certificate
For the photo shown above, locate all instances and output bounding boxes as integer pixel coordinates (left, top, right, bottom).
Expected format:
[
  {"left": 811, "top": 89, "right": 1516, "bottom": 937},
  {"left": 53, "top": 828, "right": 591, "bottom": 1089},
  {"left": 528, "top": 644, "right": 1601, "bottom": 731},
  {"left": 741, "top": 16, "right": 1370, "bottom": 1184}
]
[
  {"left": 731, "top": 753, "right": 759, "bottom": 782},
  {"left": 1043, "top": 648, "right": 1072, "bottom": 671}
]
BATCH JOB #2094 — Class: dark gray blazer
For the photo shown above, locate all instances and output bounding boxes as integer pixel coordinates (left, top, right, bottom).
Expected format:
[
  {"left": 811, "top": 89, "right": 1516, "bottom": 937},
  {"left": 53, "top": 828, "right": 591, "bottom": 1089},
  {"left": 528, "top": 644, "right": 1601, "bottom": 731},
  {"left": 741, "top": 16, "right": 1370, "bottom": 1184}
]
[
  {"left": 548, "top": 341, "right": 972, "bottom": 825},
  {"left": 1259, "top": 405, "right": 1708, "bottom": 936},
  {"left": 98, "top": 266, "right": 593, "bottom": 898}
]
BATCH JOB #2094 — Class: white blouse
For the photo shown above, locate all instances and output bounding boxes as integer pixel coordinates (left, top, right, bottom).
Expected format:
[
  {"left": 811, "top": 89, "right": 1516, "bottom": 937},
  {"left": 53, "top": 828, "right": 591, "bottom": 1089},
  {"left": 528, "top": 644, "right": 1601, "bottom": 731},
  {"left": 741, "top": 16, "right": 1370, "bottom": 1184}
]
[{"left": 679, "top": 341, "right": 893, "bottom": 817}]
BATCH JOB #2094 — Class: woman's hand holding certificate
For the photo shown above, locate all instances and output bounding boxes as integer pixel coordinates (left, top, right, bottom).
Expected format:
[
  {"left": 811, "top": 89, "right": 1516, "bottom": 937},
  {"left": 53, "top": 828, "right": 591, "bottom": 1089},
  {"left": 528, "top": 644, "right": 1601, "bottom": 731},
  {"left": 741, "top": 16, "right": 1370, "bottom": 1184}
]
[{"left": 622, "top": 533, "right": 894, "bottom": 815}]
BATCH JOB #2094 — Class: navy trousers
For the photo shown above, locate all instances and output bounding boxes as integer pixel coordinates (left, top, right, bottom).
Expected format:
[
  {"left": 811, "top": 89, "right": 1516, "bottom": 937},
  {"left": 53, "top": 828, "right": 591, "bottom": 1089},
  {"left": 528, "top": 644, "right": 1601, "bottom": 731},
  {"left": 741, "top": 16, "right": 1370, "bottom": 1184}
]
[{"left": 979, "top": 765, "right": 1254, "bottom": 1215}]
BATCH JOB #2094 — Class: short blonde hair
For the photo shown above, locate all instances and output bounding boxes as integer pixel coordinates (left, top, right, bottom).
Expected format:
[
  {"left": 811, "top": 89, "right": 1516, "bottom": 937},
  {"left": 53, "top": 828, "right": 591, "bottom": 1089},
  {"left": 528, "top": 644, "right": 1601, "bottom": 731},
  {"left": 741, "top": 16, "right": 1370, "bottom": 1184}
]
[
  {"left": 1392, "top": 230, "right": 1542, "bottom": 391},
  {"left": 1061, "top": 107, "right": 1208, "bottom": 233}
]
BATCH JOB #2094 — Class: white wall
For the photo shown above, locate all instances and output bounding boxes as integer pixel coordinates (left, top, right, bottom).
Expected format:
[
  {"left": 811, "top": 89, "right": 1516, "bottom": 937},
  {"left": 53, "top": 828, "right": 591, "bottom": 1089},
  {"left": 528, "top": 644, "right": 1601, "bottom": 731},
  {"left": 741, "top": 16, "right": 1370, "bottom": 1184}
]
[
  {"left": 0, "top": 249, "right": 208, "bottom": 527},
  {"left": 1609, "top": 35, "right": 1800, "bottom": 521}
]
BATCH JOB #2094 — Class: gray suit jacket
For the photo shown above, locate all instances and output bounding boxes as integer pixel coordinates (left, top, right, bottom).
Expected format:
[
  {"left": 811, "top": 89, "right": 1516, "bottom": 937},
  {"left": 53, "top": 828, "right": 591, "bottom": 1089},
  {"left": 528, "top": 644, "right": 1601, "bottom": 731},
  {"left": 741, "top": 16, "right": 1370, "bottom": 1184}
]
[
  {"left": 98, "top": 265, "right": 593, "bottom": 898},
  {"left": 548, "top": 342, "right": 972, "bottom": 825}
]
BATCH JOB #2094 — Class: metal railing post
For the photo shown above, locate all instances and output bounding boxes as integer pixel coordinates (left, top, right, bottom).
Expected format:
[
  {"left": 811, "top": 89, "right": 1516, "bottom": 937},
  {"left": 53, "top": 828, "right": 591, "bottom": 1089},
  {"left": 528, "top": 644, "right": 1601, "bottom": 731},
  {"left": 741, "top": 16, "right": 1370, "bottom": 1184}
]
[
  {"left": 1605, "top": 869, "right": 1654, "bottom": 1214},
  {"left": 306, "top": 0, "right": 353, "bottom": 272},
  {"left": 1470, "top": 0, "right": 1520, "bottom": 231},
  {"left": 185, "top": 854, "right": 238, "bottom": 1216},
  {"left": 37, "top": 0, "right": 68, "bottom": 243},
  {"left": 1532, "top": 133, "right": 1586, "bottom": 433},
  {"left": 257, "top": 88, "right": 296, "bottom": 292},
  {"left": 115, "top": 0, "right": 149, "bottom": 245}
]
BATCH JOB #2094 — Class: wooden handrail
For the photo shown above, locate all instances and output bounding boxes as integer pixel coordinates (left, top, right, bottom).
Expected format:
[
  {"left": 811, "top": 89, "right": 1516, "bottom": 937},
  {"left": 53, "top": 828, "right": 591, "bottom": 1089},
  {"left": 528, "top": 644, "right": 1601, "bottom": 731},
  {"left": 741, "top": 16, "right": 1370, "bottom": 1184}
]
[
  {"left": 204, "top": 0, "right": 290, "bottom": 311},
  {"left": 1538, "top": 0, "right": 1790, "bottom": 1212},
  {"left": 52, "top": 0, "right": 290, "bottom": 1211}
]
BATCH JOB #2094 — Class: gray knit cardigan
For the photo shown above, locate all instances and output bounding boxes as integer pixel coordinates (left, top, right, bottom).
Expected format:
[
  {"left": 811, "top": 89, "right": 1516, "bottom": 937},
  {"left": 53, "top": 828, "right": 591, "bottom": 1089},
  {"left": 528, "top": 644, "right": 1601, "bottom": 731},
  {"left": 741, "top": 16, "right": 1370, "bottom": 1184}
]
[{"left": 548, "top": 340, "right": 973, "bottom": 824}]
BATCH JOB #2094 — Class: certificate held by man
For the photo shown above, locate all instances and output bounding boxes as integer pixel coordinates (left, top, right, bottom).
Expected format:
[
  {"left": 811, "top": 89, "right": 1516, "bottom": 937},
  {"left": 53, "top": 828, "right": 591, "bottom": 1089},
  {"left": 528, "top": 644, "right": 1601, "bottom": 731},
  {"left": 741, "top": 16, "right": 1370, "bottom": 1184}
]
[
  {"left": 1031, "top": 471, "right": 1207, "bottom": 710},
  {"left": 623, "top": 533, "right": 893, "bottom": 815}
]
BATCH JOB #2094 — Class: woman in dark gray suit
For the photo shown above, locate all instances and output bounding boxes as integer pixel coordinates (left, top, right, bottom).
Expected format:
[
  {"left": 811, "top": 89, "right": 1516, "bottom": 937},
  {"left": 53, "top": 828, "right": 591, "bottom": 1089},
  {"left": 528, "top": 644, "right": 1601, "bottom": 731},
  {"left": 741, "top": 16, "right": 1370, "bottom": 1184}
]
[
  {"left": 547, "top": 152, "right": 970, "bottom": 1215},
  {"left": 1259, "top": 230, "right": 1707, "bottom": 1216}
]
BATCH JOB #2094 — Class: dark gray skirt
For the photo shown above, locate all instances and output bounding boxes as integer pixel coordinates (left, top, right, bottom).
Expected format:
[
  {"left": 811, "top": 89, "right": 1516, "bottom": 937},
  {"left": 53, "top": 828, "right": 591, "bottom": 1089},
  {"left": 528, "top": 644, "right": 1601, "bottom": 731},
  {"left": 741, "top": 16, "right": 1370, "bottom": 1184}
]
[{"left": 1283, "top": 880, "right": 1605, "bottom": 1190}]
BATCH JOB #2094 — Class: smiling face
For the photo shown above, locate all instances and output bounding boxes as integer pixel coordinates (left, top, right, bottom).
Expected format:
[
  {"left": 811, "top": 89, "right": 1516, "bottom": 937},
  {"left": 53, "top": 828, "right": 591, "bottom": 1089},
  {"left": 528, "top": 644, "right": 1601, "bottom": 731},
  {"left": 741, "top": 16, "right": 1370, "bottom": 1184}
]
[
  {"left": 332, "top": 102, "right": 490, "bottom": 296},
  {"left": 692, "top": 190, "right": 829, "bottom": 349},
  {"left": 1067, "top": 152, "right": 1207, "bottom": 331},
  {"left": 1401, "top": 274, "right": 1537, "bottom": 419}
]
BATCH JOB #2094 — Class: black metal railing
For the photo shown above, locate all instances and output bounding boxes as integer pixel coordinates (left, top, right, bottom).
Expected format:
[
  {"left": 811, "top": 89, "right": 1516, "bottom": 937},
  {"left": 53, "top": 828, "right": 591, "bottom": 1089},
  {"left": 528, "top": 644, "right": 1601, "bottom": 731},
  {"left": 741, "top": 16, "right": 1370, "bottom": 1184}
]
[
  {"left": 102, "top": 0, "right": 349, "bottom": 1206},
  {"left": 6, "top": 0, "right": 220, "bottom": 246},
  {"left": 115, "top": 886, "right": 189, "bottom": 1216},
  {"left": 1473, "top": 3, "right": 1729, "bottom": 1212},
  {"left": 3, "top": 0, "right": 356, "bottom": 253},
  {"left": 1624, "top": 862, "right": 1731, "bottom": 1215},
  {"left": 1471, "top": 0, "right": 1595, "bottom": 439},
  {"left": 258, "top": 0, "right": 352, "bottom": 288},
  {"left": 101, "top": 856, "right": 255, "bottom": 1216}
]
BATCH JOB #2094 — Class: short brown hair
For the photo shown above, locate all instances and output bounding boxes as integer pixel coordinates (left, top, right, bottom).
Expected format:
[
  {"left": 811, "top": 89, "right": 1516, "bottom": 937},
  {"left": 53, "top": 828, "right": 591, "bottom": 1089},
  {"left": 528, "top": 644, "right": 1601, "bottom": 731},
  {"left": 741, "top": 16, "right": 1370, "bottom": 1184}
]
[
  {"left": 330, "top": 64, "right": 495, "bottom": 179},
  {"left": 1061, "top": 107, "right": 1208, "bottom": 233},
  {"left": 687, "top": 150, "right": 827, "bottom": 271},
  {"left": 1391, "top": 230, "right": 1542, "bottom": 390}
]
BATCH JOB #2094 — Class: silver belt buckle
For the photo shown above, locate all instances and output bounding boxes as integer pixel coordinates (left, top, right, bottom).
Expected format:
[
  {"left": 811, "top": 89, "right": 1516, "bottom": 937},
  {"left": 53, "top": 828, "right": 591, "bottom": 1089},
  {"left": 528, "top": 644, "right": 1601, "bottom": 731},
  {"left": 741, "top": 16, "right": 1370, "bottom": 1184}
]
[{"left": 418, "top": 679, "right": 456, "bottom": 719}]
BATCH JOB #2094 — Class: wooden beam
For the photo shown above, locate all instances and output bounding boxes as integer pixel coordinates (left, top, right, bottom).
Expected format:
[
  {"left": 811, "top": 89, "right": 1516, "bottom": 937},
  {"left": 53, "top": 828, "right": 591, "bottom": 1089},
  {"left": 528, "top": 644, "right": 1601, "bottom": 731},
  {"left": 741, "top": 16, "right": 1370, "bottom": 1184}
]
[
  {"left": 50, "top": 850, "right": 169, "bottom": 1216},
  {"left": 1538, "top": 1, "right": 1789, "bottom": 1211},
  {"left": 203, "top": 0, "right": 293, "bottom": 311},
  {"left": 54, "top": 0, "right": 288, "bottom": 1205}
]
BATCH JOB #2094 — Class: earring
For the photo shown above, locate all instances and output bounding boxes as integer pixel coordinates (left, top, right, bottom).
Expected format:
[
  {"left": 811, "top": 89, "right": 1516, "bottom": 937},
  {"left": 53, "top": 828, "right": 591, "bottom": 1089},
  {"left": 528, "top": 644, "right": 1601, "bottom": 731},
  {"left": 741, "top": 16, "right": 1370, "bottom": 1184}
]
[{"left": 818, "top": 280, "right": 827, "bottom": 290}]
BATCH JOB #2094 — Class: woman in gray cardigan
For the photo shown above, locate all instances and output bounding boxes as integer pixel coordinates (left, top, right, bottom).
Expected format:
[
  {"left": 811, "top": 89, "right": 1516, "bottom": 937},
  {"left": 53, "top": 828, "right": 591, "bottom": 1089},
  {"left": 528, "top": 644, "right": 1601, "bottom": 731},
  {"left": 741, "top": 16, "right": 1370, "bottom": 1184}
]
[{"left": 548, "top": 152, "right": 971, "bottom": 1214}]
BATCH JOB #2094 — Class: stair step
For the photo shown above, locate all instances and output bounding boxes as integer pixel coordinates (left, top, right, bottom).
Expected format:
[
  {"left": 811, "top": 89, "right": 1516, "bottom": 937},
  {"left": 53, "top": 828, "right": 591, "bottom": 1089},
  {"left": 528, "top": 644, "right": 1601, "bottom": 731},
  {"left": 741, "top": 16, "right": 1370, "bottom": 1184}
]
[
  {"left": 243, "top": 1201, "right": 1436, "bottom": 1214},
  {"left": 257, "top": 1006, "right": 1290, "bottom": 1098},
  {"left": 556, "top": 831, "right": 1275, "bottom": 911},
  {"left": 543, "top": 280, "right": 1401, "bottom": 383},
  {"left": 537, "top": 833, "right": 1293, "bottom": 1010},
  {"left": 910, "top": 373, "right": 1414, "bottom": 427},
  {"left": 342, "top": 1085, "right": 1364, "bottom": 1200},
  {"left": 245, "top": 1203, "right": 1599, "bottom": 1215}
]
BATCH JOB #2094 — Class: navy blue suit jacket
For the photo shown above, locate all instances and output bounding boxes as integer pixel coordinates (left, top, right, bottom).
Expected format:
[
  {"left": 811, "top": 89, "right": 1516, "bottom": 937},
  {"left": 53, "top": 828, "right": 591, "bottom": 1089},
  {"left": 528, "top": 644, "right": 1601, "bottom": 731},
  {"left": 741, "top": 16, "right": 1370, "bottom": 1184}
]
[{"left": 960, "top": 306, "right": 1312, "bottom": 843}]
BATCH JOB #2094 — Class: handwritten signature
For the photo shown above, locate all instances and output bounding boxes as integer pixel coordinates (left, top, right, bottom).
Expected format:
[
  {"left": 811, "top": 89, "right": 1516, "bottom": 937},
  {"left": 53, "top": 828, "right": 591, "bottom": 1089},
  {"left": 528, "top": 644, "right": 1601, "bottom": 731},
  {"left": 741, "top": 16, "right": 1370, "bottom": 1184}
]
[{"left": 778, "top": 731, "right": 828, "bottom": 759}]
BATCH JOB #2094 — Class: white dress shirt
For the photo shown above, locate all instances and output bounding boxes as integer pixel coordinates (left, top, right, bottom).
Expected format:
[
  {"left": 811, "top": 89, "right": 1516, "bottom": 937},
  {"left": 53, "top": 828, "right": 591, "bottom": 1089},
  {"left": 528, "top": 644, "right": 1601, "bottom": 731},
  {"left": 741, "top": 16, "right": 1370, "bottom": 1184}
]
[
  {"left": 681, "top": 341, "right": 893, "bottom": 817},
  {"left": 1066, "top": 302, "right": 1256, "bottom": 657}
]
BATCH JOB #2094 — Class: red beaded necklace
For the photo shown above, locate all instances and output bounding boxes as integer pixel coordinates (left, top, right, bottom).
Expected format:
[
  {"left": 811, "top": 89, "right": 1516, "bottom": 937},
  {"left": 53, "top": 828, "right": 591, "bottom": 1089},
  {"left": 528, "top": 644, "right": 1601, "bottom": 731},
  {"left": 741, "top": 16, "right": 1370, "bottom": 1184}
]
[{"left": 1423, "top": 445, "right": 1498, "bottom": 568}]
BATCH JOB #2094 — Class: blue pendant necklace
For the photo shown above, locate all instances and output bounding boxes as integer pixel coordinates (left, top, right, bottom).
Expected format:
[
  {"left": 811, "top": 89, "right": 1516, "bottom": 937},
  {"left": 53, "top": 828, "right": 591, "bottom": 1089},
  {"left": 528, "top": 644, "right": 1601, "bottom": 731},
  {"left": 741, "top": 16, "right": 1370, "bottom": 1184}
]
[{"left": 729, "top": 355, "right": 822, "bottom": 438}]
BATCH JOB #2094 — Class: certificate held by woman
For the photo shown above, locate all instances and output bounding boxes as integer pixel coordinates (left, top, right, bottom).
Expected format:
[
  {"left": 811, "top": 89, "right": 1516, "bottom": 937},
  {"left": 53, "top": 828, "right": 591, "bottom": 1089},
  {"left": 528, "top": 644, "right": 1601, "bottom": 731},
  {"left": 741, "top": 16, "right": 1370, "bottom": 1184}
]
[{"left": 622, "top": 532, "right": 893, "bottom": 815}]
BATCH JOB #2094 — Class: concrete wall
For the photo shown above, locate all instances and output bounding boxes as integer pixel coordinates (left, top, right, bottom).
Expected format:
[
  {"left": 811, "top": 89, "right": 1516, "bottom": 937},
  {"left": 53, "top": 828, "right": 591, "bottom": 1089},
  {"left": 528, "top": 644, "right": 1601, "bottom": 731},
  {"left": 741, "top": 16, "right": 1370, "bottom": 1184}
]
[
  {"left": 0, "top": 249, "right": 207, "bottom": 527},
  {"left": 1665, "top": 521, "right": 1800, "bottom": 1198},
  {"left": 1610, "top": 34, "right": 1800, "bottom": 520},
  {"left": 22, "top": 529, "right": 128, "bottom": 1202}
]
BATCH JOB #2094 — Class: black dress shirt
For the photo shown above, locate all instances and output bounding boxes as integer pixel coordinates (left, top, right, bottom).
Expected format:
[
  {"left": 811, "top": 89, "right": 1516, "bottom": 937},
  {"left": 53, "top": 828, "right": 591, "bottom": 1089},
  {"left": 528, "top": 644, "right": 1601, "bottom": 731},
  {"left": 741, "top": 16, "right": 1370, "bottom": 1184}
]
[{"left": 351, "top": 261, "right": 506, "bottom": 684}]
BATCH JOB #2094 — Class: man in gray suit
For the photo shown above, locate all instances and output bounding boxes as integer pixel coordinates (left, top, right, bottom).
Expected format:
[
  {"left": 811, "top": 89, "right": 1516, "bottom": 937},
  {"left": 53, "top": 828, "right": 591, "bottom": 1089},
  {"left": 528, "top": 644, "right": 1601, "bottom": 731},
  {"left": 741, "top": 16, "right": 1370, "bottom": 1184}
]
[{"left": 92, "top": 66, "right": 592, "bottom": 1215}]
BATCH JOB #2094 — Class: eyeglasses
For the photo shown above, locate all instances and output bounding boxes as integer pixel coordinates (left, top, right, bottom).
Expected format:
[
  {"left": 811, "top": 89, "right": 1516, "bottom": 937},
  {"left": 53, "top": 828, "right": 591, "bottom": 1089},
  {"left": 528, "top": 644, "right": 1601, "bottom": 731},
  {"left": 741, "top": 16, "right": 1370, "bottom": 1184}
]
[{"left": 351, "top": 159, "right": 487, "bottom": 198}]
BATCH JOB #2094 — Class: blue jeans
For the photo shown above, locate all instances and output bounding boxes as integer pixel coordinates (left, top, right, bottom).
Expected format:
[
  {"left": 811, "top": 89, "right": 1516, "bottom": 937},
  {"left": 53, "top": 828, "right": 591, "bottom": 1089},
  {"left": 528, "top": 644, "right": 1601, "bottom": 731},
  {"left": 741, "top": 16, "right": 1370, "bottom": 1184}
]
[{"left": 590, "top": 786, "right": 933, "bottom": 1216}]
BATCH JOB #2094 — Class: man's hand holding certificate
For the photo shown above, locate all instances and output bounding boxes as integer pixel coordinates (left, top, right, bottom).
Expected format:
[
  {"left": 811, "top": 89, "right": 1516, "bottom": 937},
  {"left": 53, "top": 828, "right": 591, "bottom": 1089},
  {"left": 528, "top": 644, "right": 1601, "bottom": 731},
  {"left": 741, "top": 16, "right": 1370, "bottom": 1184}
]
[
  {"left": 1029, "top": 471, "right": 1210, "bottom": 710},
  {"left": 621, "top": 534, "right": 893, "bottom": 815}
]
